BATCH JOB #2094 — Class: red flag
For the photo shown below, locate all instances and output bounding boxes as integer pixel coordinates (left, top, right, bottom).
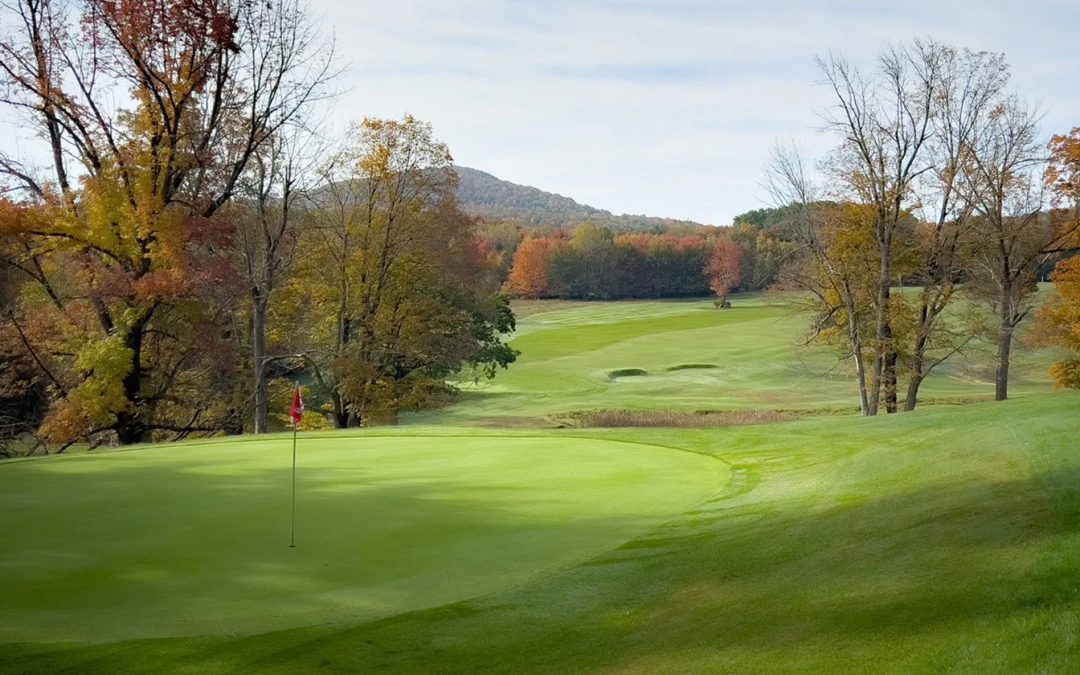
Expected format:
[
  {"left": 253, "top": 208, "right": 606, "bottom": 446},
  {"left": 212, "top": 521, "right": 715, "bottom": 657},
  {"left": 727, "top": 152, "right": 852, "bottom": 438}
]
[{"left": 289, "top": 383, "right": 304, "bottom": 427}]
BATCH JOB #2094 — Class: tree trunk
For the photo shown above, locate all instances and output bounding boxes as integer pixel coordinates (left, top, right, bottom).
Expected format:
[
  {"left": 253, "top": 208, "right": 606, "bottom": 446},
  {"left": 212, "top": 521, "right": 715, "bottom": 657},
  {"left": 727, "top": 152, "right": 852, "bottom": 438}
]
[
  {"left": 332, "top": 391, "right": 349, "bottom": 428},
  {"left": 867, "top": 240, "right": 892, "bottom": 417},
  {"left": 904, "top": 300, "right": 933, "bottom": 412},
  {"left": 845, "top": 301, "right": 870, "bottom": 417},
  {"left": 115, "top": 316, "right": 149, "bottom": 445},
  {"left": 251, "top": 293, "right": 269, "bottom": 434},
  {"left": 884, "top": 347, "right": 898, "bottom": 413},
  {"left": 904, "top": 334, "right": 927, "bottom": 412},
  {"left": 996, "top": 320, "right": 1014, "bottom": 401}
]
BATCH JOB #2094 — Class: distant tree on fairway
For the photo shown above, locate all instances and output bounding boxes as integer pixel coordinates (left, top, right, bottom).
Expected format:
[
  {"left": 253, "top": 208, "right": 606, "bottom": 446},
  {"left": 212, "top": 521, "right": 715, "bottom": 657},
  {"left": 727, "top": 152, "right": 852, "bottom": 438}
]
[{"left": 705, "top": 239, "right": 742, "bottom": 307}]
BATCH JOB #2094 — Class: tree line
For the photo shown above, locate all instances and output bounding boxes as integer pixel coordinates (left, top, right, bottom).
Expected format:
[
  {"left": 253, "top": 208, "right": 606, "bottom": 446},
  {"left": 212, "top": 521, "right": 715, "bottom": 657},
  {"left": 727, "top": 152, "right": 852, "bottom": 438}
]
[
  {"left": 493, "top": 219, "right": 794, "bottom": 300},
  {"left": 0, "top": 0, "right": 516, "bottom": 452}
]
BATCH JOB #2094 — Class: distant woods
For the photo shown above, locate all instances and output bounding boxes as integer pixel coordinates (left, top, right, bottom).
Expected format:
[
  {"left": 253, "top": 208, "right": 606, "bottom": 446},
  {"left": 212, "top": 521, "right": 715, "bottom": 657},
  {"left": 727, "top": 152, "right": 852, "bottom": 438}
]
[{"left": 494, "top": 216, "right": 794, "bottom": 300}]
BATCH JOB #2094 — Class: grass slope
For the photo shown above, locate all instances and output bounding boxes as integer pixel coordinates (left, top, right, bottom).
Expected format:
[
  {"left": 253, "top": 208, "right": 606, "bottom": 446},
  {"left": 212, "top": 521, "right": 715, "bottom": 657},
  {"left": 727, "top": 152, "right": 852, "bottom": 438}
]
[
  {"left": 3, "top": 394, "right": 1080, "bottom": 672},
  {"left": 0, "top": 436, "right": 723, "bottom": 644},
  {"left": 415, "top": 294, "right": 1058, "bottom": 426}
]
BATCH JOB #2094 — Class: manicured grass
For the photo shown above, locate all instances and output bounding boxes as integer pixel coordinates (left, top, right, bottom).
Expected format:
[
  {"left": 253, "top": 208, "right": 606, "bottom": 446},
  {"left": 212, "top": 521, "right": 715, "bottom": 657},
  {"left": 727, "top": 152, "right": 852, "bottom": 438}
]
[
  {"left": 0, "top": 435, "right": 723, "bottom": 644},
  {"left": 414, "top": 293, "right": 1060, "bottom": 426},
  {"left": 4, "top": 394, "right": 1080, "bottom": 672}
]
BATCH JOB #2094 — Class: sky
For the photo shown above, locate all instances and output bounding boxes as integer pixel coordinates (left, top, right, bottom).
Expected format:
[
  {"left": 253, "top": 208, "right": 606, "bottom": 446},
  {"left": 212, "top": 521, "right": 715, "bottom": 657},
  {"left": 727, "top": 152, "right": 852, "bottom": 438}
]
[
  {"left": 1, "top": 0, "right": 1077, "bottom": 226},
  {"left": 315, "top": 0, "right": 1079, "bottom": 226}
]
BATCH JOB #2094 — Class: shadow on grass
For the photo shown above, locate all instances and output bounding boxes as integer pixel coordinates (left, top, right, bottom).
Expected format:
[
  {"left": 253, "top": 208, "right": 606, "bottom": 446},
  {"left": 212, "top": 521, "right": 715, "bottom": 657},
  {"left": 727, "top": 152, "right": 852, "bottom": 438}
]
[
  {"left": 0, "top": 452, "right": 688, "bottom": 647},
  {"left": 6, "top": 453, "right": 1080, "bottom": 673}
]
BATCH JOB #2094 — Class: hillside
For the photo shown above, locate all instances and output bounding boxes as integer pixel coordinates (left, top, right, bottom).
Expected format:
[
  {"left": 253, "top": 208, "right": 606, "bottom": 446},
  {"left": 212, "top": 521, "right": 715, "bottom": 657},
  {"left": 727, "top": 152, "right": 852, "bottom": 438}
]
[{"left": 454, "top": 166, "right": 712, "bottom": 232}]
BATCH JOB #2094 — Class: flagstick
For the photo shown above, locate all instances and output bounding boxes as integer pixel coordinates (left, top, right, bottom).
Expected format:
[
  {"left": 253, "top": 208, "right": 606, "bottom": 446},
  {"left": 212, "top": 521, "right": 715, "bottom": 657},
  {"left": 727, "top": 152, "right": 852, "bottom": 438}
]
[{"left": 290, "top": 419, "right": 297, "bottom": 548}]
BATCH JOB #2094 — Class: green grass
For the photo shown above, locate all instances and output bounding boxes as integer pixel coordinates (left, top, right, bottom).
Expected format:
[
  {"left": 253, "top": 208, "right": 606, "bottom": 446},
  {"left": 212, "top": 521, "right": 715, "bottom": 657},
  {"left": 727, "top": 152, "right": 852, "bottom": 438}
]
[
  {"left": 0, "top": 435, "right": 723, "bottom": 645},
  {"left": 413, "top": 293, "right": 1060, "bottom": 426},
  {"left": 3, "top": 294, "right": 1079, "bottom": 673}
]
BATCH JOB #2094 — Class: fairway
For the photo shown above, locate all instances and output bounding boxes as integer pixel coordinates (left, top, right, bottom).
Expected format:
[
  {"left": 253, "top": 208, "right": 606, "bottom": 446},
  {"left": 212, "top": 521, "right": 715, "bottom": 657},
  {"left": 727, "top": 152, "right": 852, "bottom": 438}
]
[
  {"left": 417, "top": 295, "right": 1059, "bottom": 426},
  {"left": 0, "top": 434, "right": 726, "bottom": 643}
]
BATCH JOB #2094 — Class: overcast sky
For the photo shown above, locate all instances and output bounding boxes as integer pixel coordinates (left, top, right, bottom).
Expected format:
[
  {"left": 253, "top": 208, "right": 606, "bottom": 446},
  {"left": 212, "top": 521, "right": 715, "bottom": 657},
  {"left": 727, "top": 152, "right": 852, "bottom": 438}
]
[
  {"left": 314, "top": 0, "right": 1078, "bottom": 225},
  {"left": 2, "top": 1, "right": 1077, "bottom": 226}
]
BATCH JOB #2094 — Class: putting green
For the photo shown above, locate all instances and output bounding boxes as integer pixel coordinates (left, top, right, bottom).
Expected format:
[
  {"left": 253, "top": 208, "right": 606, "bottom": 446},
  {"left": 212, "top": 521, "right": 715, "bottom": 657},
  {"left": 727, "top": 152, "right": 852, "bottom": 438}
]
[{"left": 0, "top": 434, "right": 726, "bottom": 643}]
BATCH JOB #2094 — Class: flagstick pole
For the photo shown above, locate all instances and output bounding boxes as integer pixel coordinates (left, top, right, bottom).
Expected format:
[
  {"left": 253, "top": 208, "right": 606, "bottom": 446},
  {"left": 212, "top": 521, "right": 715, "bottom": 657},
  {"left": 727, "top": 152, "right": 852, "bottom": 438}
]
[{"left": 290, "top": 420, "right": 297, "bottom": 548}]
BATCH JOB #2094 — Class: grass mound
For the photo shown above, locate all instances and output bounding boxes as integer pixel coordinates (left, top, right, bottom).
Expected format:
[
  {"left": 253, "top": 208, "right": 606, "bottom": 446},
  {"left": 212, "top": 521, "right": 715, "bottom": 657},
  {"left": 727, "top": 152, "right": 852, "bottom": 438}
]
[
  {"left": 607, "top": 368, "right": 648, "bottom": 379},
  {"left": 666, "top": 363, "right": 719, "bottom": 371}
]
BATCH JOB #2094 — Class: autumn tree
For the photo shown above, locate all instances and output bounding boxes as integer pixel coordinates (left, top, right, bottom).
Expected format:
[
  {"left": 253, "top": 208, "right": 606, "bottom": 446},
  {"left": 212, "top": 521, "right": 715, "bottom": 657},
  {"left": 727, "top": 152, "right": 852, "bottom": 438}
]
[
  {"left": 705, "top": 239, "right": 741, "bottom": 307},
  {"left": 505, "top": 236, "right": 561, "bottom": 298},
  {"left": 280, "top": 116, "right": 517, "bottom": 427},
  {"left": 1033, "top": 127, "right": 1080, "bottom": 387},
  {"left": 817, "top": 40, "right": 943, "bottom": 414},
  {"left": 959, "top": 98, "right": 1071, "bottom": 401},
  {"left": 0, "top": 0, "right": 336, "bottom": 444}
]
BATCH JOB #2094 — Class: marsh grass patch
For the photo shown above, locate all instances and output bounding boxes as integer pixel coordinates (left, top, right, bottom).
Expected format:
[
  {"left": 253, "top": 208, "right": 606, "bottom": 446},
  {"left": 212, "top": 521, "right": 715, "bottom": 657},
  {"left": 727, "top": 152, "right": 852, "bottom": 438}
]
[{"left": 565, "top": 409, "right": 798, "bottom": 428}]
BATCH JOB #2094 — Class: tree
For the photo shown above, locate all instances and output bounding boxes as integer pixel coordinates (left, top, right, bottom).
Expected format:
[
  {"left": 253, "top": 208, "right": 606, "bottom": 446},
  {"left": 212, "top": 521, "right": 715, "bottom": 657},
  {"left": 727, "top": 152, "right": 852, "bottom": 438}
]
[
  {"left": 817, "top": 40, "right": 942, "bottom": 414},
  {"left": 1033, "top": 127, "right": 1080, "bottom": 387},
  {"left": 768, "top": 145, "right": 879, "bottom": 415},
  {"left": 231, "top": 125, "right": 326, "bottom": 434},
  {"left": 1036, "top": 255, "right": 1080, "bottom": 387},
  {"left": 902, "top": 46, "right": 1009, "bottom": 411},
  {"left": 505, "top": 236, "right": 560, "bottom": 298},
  {"left": 705, "top": 239, "right": 741, "bottom": 307},
  {"left": 0, "top": 0, "right": 336, "bottom": 445},
  {"left": 280, "top": 116, "right": 516, "bottom": 427},
  {"left": 960, "top": 98, "right": 1064, "bottom": 401}
]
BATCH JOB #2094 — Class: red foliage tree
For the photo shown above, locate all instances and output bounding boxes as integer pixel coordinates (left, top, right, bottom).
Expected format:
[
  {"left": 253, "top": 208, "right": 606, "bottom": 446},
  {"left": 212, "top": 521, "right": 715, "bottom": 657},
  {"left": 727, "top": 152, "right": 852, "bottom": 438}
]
[{"left": 705, "top": 239, "right": 742, "bottom": 307}]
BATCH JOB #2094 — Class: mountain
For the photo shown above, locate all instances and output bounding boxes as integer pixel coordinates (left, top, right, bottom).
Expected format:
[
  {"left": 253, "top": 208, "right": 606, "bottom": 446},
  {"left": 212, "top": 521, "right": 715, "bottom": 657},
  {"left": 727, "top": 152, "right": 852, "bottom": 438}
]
[{"left": 454, "top": 166, "right": 713, "bottom": 232}]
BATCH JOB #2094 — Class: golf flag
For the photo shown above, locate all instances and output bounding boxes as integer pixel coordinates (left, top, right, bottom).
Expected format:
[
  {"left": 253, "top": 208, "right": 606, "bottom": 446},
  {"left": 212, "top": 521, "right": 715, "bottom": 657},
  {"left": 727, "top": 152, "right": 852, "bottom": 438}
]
[
  {"left": 289, "top": 383, "right": 303, "bottom": 548},
  {"left": 289, "top": 383, "right": 304, "bottom": 427}
]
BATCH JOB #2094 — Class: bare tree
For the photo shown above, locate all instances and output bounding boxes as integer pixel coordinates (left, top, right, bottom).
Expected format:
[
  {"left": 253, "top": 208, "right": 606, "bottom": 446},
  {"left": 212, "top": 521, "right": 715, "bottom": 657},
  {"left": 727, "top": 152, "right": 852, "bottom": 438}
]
[
  {"left": 816, "top": 40, "right": 942, "bottom": 414},
  {"left": 961, "top": 97, "right": 1069, "bottom": 401},
  {"left": 767, "top": 142, "right": 875, "bottom": 415},
  {"left": 233, "top": 123, "right": 326, "bottom": 433},
  {"left": 903, "top": 46, "right": 1010, "bottom": 410}
]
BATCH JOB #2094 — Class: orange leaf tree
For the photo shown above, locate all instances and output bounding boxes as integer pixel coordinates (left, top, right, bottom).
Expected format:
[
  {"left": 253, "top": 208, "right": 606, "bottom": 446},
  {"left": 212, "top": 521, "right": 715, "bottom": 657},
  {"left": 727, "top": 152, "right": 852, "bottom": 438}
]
[
  {"left": 1035, "top": 127, "right": 1080, "bottom": 387},
  {"left": 704, "top": 239, "right": 742, "bottom": 307}
]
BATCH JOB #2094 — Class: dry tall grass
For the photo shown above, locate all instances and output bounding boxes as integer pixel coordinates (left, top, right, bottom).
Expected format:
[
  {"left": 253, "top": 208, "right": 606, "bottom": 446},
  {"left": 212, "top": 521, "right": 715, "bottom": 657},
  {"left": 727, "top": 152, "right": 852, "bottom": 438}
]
[{"left": 567, "top": 409, "right": 796, "bottom": 428}]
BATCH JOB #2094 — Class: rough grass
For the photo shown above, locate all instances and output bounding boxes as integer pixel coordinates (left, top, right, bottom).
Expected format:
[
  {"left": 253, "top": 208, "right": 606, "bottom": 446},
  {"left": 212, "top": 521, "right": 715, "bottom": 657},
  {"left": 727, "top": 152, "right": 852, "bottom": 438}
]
[{"left": 566, "top": 408, "right": 796, "bottom": 427}]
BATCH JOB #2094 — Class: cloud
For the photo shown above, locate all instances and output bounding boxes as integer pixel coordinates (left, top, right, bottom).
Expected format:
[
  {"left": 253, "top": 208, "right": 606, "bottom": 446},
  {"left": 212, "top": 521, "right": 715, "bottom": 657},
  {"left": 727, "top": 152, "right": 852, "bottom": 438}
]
[{"left": 2, "top": 0, "right": 1076, "bottom": 226}]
